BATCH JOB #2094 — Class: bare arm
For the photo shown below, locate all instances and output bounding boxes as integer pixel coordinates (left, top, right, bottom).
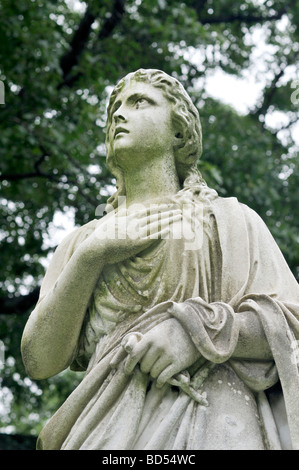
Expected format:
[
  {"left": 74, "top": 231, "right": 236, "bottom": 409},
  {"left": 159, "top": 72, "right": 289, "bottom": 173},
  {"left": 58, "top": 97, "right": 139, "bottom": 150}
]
[
  {"left": 119, "top": 304, "right": 272, "bottom": 388},
  {"left": 21, "top": 205, "right": 182, "bottom": 380},
  {"left": 233, "top": 310, "right": 272, "bottom": 360},
  {"left": 21, "top": 238, "right": 106, "bottom": 380}
]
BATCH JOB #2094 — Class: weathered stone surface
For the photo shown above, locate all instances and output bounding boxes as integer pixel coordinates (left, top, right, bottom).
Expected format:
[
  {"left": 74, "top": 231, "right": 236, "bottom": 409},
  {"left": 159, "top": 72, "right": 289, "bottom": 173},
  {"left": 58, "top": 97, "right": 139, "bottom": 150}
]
[{"left": 21, "top": 69, "right": 299, "bottom": 450}]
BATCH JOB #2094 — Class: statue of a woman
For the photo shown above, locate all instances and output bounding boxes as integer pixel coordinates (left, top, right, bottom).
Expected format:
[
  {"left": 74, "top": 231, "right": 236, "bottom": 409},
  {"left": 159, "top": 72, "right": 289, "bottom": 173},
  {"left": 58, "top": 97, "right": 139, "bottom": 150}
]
[{"left": 21, "top": 69, "right": 299, "bottom": 450}]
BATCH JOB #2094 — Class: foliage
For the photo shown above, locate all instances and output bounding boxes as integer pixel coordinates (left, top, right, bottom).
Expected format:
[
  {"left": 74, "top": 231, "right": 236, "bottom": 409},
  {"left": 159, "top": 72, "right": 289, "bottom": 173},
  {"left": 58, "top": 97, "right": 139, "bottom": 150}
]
[{"left": 0, "top": 0, "right": 298, "bottom": 439}]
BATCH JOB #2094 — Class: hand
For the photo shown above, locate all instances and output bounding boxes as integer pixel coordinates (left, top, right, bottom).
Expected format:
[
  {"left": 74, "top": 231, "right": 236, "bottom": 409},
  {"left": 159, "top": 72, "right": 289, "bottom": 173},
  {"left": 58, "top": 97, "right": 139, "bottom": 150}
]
[
  {"left": 88, "top": 204, "right": 182, "bottom": 265},
  {"left": 122, "top": 318, "right": 201, "bottom": 388}
]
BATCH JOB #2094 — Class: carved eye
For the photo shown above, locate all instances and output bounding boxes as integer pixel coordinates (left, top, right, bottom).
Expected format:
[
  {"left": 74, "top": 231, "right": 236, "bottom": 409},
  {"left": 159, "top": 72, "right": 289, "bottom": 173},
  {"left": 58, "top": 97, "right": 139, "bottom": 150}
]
[{"left": 135, "top": 98, "right": 146, "bottom": 109}]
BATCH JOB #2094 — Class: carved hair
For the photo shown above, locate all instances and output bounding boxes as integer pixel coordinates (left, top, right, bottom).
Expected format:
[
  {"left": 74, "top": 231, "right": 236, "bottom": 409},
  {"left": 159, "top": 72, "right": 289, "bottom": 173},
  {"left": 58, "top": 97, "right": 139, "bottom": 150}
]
[{"left": 105, "top": 69, "right": 209, "bottom": 208}]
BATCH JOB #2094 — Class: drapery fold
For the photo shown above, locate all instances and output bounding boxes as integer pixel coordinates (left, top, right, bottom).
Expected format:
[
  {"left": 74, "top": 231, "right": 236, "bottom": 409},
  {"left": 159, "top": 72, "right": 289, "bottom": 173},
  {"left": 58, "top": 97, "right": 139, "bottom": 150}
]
[{"left": 170, "top": 298, "right": 239, "bottom": 363}]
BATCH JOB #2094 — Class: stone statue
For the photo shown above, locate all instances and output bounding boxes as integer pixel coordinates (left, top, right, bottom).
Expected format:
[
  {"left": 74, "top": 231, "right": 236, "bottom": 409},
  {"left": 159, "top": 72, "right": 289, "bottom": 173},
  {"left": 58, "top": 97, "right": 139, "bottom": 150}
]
[{"left": 21, "top": 69, "right": 299, "bottom": 450}]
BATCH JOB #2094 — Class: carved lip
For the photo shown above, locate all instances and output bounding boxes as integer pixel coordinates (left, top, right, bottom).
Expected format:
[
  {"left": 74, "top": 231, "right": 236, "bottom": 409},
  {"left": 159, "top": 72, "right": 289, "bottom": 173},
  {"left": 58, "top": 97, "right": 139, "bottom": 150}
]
[{"left": 114, "top": 127, "right": 129, "bottom": 138}]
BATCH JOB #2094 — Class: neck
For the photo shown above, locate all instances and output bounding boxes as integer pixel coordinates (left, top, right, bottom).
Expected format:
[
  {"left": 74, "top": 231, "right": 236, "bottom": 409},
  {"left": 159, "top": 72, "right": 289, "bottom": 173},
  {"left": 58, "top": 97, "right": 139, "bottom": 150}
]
[{"left": 123, "top": 155, "right": 180, "bottom": 206}]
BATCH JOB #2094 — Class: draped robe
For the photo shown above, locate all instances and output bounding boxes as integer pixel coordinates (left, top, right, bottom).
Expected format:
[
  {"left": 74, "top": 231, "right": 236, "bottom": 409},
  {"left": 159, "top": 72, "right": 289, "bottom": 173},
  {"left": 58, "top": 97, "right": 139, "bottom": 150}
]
[{"left": 36, "top": 187, "right": 299, "bottom": 450}]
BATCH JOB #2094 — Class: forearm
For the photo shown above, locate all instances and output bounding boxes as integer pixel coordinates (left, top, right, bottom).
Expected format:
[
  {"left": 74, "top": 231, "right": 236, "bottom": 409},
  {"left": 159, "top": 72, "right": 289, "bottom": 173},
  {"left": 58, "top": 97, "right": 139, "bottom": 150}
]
[
  {"left": 170, "top": 300, "right": 273, "bottom": 364},
  {"left": 21, "top": 243, "right": 105, "bottom": 379},
  {"left": 233, "top": 310, "right": 272, "bottom": 361}
]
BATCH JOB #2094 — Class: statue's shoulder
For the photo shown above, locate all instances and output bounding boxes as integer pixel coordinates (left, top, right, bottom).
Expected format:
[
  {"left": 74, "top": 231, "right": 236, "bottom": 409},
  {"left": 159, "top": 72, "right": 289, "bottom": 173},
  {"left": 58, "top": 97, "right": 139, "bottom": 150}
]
[
  {"left": 210, "top": 194, "right": 241, "bottom": 213},
  {"left": 55, "top": 219, "right": 98, "bottom": 257},
  {"left": 211, "top": 195, "right": 264, "bottom": 225},
  {"left": 212, "top": 194, "right": 252, "bottom": 211}
]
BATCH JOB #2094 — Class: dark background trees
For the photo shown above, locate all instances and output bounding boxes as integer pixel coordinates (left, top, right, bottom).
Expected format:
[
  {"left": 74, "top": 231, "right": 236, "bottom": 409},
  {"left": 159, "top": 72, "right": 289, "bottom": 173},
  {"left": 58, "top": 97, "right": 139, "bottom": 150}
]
[{"left": 0, "top": 0, "right": 298, "bottom": 448}]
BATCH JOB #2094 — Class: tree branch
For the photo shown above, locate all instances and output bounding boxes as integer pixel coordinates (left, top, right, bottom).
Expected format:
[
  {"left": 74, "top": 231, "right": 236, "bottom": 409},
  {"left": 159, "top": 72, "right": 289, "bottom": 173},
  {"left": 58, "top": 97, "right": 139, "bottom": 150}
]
[
  {"left": 98, "top": 0, "right": 126, "bottom": 40},
  {"left": 0, "top": 150, "right": 61, "bottom": 183},
  {"left": 200, "top": 7, "right": 288, "bottom": 25},
  {"left": 250, "top": 66, "right": 286, "bottom": 118},
  {"left": 0, "top": 168, "right": 60, "bottom": 183},
  {"left": 0, "top": 171, "right": 45, "bottom": 181},
  {"left": 58, "top": 0, "right": 126, "bottom": 89},
  {"left": 0, "top": 166, "right": 98, "bottom": 207},
  {"left": 190, "top": 0, "right": 209, "bottom": 18},
  {"left": 0, "top": 129, "right": 99, "bottom": 206},
  {"left": 59, "top": 9, "right": 96, "bottom": 84}
]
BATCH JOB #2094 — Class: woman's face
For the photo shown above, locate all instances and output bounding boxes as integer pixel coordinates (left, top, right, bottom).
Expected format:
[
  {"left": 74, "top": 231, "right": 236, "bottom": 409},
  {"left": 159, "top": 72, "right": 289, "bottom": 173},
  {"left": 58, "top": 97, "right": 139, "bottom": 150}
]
[{"left": 106, "top": 80, "right": 176, "bottom": 171}]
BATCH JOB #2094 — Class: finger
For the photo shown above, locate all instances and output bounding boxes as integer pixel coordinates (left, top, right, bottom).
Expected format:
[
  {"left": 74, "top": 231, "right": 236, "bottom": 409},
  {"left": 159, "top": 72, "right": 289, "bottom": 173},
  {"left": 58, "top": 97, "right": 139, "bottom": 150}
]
[
  {"left": 139, "top": 214, "right": 182, "bottom": 239},
  {"left": 110, "top": 332, "right": 142, "bottom": 368},
  {"left": 133, "top": 204, "right": 180, "bottom": 218},
  {"left": 122, "top": 334, "right": 140, "bottom": 353},
  {"left": 159, "top": 212, "right": 183, "bottom": 229},
  {"left": 149, "top": 356, "right": 172, "bottom": 380},
  {"left": 143, "top": 226, "right": 172, "bottom": 241},
  {"left": 156, "top": 365, "right": 176, "bottom": 389},
  {"left": 124, "top": 340, "right": 151, "bottom": 375},
  {"left": 139, "top": 346, "right": 161, "bottom": 374},
  {"left": 109, "top": 347, "right": 127, "bottom": 368},
  {"left": 138, "top": 209, "right": 182, "bottom": 229},
  {"left": 125, "top": 211, "right": 181, "bottom": 241},
  {"left": 167, "top": 302, "right": 186, "bottom": 316}
]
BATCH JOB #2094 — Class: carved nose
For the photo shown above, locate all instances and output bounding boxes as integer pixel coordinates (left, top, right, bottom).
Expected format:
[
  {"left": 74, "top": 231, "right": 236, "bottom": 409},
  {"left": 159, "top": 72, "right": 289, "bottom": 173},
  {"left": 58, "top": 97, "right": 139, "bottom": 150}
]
[{"left": 113, "top": 111, "right": 126, "bottom": 123}]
